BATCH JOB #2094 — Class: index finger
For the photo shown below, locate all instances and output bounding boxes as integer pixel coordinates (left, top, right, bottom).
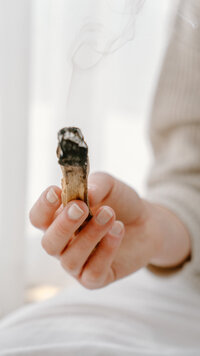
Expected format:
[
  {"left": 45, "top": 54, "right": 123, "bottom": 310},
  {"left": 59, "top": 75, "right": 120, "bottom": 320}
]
[{"left": 29, "top": 186, "right": 62, "bottom": 230}]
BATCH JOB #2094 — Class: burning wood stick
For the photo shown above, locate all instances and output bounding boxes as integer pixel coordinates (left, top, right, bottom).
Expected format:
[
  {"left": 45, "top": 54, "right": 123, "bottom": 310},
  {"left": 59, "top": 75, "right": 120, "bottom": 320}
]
[{"left": 57, "top": 127, "right": 92, "bottom": 227}]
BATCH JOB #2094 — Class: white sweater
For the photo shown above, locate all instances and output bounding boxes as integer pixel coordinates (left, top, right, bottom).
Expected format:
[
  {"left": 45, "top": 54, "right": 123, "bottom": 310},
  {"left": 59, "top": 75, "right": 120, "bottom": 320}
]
[{"left": 147, "top": 0, "right": 200, "bottom": 275}]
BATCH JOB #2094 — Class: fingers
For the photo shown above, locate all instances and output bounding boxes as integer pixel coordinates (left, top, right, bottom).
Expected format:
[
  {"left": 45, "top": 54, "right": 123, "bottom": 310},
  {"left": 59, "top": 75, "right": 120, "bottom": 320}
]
[
  {"left": 80, "top": 221, "right": 124, "bottom": 289},
  {"left": 30, "top": 183, "right": 125, "bottom": 289},
  {"left": 29, "top": 186, "right": 62, "bottom": 230},
  {"left": 41, "top": 201, "right": 89, "bottom": 256},
  {"left": 59, "top": 206, "right": 115, "bottom": 276}
]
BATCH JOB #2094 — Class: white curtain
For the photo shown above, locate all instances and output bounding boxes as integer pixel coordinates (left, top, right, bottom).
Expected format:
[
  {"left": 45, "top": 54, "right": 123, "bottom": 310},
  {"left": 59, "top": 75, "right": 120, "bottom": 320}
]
[
  {"left": 0, "top": 0, "right": 173, "bottom": 317},
  {"left": 0, "top": 0, "right": 31, "bottom": 317}
]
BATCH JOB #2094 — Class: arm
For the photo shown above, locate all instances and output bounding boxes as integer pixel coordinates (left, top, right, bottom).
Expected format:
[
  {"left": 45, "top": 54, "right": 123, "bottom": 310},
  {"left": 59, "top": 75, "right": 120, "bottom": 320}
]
[{"left": 146, "top": 0, "right": 200, "bottom": 272}]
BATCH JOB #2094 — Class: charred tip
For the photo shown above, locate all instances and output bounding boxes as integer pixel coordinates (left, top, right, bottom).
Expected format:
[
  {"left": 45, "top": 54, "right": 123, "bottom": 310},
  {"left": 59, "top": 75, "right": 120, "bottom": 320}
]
[{"left": 57, "top": 127, "right": 88, "bottom": 167}]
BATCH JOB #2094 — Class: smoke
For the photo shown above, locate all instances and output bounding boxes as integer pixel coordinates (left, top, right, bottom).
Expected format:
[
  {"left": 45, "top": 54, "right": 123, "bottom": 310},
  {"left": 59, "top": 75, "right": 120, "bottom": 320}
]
[
  {"left": 64, "top": 0, "right": 145, "bottom": 166},
  {"left": 69, "top": 0, "right": 145, "bottom": 70}
]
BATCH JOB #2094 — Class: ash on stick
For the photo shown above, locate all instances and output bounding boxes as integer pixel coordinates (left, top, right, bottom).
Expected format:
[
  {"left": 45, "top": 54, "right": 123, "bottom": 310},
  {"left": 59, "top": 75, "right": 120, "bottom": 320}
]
[{"left": 57, "top": 127, "right": 92, "bottom": 225}]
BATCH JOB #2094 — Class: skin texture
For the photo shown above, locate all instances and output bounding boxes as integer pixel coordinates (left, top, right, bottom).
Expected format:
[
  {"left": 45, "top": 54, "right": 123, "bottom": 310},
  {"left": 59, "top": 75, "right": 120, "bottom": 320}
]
[{"left": 29, "top": 172, "right": 191, "bottom": 289}]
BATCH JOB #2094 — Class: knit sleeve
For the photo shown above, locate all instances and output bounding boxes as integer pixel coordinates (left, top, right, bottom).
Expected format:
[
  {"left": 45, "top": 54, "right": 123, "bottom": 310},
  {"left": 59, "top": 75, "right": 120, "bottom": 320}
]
[{"left": 146, "top": 0, "right": 200, "bottom": 274}]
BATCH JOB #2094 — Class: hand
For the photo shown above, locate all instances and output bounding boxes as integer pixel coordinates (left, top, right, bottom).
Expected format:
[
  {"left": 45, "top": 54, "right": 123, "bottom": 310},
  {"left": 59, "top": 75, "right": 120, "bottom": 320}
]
[{"left": 29, "top": 172, "right": 191, "bottom": 289}]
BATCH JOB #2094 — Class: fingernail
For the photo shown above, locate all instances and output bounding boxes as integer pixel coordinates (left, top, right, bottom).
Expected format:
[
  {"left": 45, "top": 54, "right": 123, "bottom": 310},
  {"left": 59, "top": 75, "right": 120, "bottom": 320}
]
[
  {"left": 95, "top": 207, "right": 113, "bottom": 225},
  {"left": 46, "top": 188, "right": 59, "bottom": 204},
  {"left": 68, "top": 203, "right": 84, "bottom": 220},
  {"left": 109, "top": 221, "right": 124, "bottom": 237}
]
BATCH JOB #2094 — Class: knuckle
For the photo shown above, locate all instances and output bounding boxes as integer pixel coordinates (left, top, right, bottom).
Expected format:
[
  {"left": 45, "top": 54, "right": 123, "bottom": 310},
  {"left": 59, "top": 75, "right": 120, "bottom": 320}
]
[
  {"left": 60, "top": 256, "right": 78, "bottom": 275},
  {"left": 81, "top": 230, "right": 96, "bottom": 248},
  {"left": 81, "top": 270, "right": 103, "bottom": 289},
  {"left": 41, "top": 237, "right": 55, "bottom": 256},
  {"left": 55, "top": 217, "right": 69, "bottom": 237},
  {"left": 81, "top": 223, "right": 106, "bottom": 248}
]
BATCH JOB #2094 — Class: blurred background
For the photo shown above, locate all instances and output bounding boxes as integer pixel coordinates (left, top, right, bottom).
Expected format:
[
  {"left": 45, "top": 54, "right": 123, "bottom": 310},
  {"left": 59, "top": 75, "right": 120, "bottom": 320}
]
[{"left": 0, "top": 0, "right": 175, "bottom": 317}]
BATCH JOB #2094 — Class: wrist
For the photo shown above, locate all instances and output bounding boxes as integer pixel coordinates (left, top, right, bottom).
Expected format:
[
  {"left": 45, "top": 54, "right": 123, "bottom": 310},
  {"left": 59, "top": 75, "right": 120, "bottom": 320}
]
[{"left": 144, "top": 201, "right": 191, "bottom": 268}]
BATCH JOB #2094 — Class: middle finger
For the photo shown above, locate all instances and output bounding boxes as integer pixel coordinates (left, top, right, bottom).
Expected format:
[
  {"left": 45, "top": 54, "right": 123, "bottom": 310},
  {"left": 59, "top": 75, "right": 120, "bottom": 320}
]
[{"left": 60, "top": 206, "right": 115, "bottom": 276}]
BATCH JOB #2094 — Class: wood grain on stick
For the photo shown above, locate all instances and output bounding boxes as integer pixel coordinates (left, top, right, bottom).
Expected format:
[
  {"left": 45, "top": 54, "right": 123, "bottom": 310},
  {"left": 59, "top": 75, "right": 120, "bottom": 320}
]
[{"left": 57, "top": 127, "right": 92, "bottom": 229}]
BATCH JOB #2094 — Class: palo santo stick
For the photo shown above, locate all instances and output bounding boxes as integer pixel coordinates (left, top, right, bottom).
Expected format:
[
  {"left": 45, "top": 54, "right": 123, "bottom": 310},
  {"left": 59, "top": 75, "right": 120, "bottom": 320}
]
[{"left": 57, "top": 127, "right": 92, "bottom": 227}]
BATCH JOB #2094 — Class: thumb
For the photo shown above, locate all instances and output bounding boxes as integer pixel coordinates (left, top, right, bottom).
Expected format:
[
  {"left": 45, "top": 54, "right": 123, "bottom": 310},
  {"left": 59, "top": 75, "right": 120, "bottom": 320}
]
[{"left": 88, "top": 172, "right": 146, "bottom": 225}]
